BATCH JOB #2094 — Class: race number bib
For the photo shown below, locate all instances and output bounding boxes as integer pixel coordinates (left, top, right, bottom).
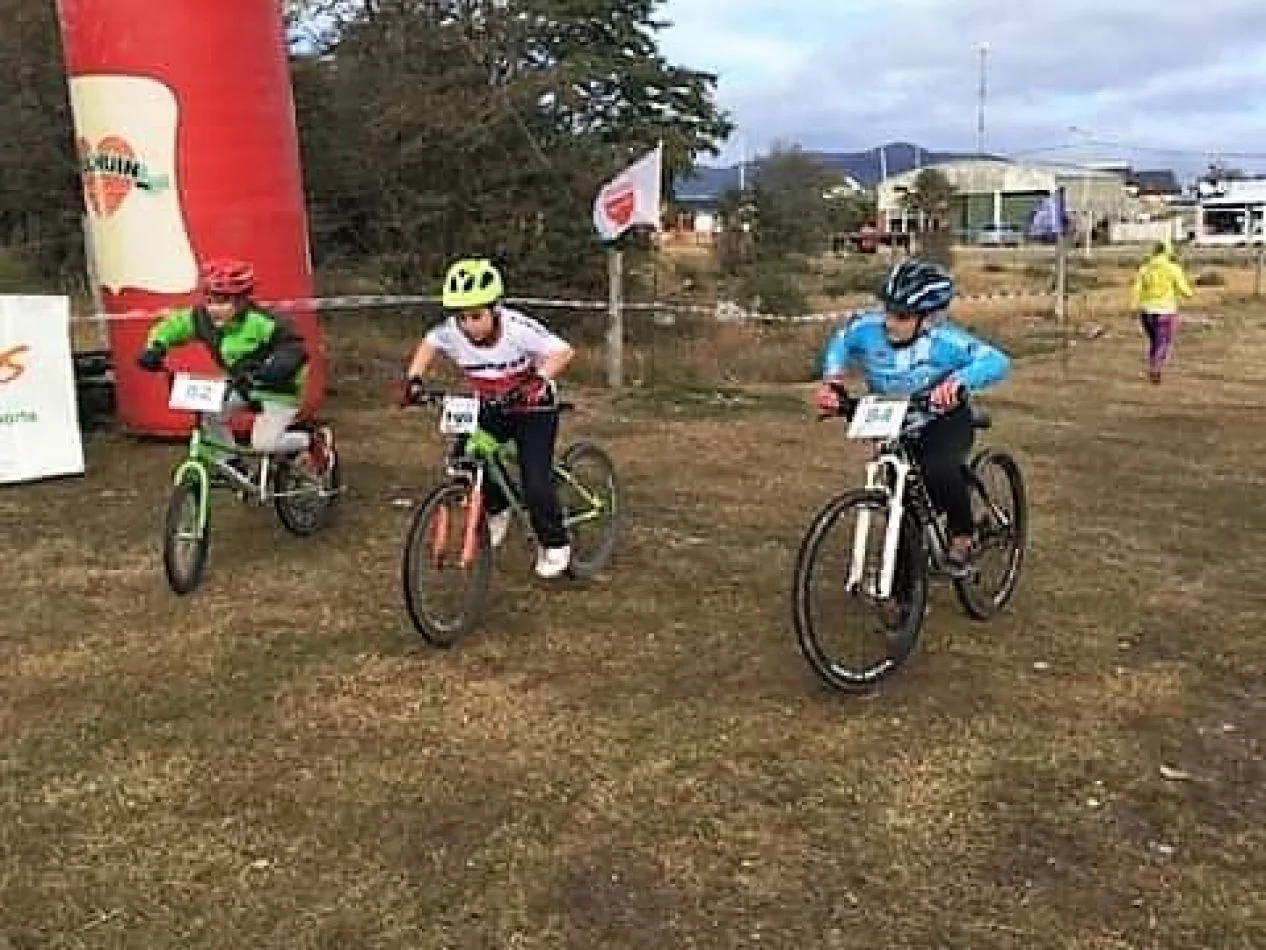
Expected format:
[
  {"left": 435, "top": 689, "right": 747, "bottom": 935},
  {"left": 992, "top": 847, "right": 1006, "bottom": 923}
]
[
  {"left": 847, "top": 395, "right": 908, "bottom": 440},
  {"left": 168, "top": 373, "right": 228, "bottom": 413},
  {"left": 439, "top": 395, "right": 479, "bottom": 434}
]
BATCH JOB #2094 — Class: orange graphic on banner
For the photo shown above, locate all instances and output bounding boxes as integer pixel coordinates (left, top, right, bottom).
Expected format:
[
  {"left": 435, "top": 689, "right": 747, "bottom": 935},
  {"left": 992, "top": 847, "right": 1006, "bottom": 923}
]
[{"left": 0, "top": 344, "right": 30, "bottom": 384}]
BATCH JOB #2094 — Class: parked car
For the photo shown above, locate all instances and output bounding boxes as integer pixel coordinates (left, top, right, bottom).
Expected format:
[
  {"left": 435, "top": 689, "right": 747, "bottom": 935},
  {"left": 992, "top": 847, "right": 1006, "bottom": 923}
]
[{"left": 975, "top": 223, "right": 1024, "bottom": 246}]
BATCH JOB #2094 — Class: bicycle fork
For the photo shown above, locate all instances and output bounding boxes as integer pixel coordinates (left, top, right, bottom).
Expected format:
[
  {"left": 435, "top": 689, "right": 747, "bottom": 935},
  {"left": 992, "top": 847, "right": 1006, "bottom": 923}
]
[
  {"left": 845, "top": 456, "right": 910, "bottom": 601},
  {"left": 432, "top": 467, "right": 485, "bottom": 570}
]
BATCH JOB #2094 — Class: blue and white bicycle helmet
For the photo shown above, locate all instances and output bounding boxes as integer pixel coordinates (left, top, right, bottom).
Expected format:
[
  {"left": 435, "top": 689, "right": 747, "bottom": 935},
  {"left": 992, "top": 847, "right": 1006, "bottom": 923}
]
[{"left": 880, "top": 258, "right": 954, "bottom": 315}]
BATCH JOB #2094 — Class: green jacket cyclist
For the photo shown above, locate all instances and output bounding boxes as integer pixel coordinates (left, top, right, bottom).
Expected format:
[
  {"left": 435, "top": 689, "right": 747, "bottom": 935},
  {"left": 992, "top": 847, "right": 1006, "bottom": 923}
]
[{"left": 136, "top": 257, "right": 334, "bottom": 476}]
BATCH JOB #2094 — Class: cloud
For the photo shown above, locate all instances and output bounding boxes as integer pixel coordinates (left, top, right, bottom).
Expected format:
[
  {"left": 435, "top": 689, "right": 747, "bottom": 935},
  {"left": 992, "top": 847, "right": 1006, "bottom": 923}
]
[{"left": 658, "top": 0, "right": 1266, "bottom": 174}]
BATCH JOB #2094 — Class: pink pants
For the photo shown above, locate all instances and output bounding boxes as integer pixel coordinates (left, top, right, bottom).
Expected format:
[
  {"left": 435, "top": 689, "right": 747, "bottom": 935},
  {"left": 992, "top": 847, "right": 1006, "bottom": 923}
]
[{"left": 1140, "top": 312, "right": 1176, "bottom": 372}]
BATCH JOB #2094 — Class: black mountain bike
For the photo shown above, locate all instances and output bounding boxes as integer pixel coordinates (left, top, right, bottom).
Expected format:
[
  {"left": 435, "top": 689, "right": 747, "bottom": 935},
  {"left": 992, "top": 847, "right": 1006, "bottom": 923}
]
[{"left": 792, "top": 385, "right": 1028, "bottom": 691}]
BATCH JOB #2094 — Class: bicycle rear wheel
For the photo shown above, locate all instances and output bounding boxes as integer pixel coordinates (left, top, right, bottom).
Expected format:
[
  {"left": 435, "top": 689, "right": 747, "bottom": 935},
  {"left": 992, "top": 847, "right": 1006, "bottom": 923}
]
[
  {"left": 162, "top": 477, "right": 210, "bottom": 595},
  {"left": 274, "top": 450, "right": 341, "bottom": 536},
  {"left": 555, "top": 441, "right": 620, "bottom": 579},
  {"left": 953, "top": 449, "right": 1028, "bottom": 620},
  {"left": 792, "top": 490, "right": 928, "bottom": 692},
  {"left": 401, "top": 480, "right": 492, "bottom": 646}
]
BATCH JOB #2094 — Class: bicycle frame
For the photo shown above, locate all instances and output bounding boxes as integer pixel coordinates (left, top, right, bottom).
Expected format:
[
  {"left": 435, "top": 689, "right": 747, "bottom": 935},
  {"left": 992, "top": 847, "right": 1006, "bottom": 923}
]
[
  {"left": 409, "top": 386, "right": 609, "bottom": 571},
  {"left": 845, "top": 440, "right": 956, "bottom": 601},
  {"left": 172, "top": 416, "right": 319, "bottom": 533},
  {"left": 846, "top": 446, "right": 909, "bottom": 600},
  {"left": 451, "top": 422, "right": 607, "bottom": 534}
]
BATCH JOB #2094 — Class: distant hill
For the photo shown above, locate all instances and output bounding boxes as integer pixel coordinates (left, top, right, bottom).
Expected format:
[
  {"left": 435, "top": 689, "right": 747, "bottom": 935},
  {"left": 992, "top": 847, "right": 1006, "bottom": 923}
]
[{"left": 673, "top": 141, "right": 1005, "bottom": 201}]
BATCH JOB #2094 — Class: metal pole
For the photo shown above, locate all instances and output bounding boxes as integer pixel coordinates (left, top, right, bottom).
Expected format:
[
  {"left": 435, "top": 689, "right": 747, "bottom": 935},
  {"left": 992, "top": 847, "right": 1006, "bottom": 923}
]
[
  {"left": 1256, "top": 238, "right": 1264, "bottom": 298},
  {"left": 976, "top": 43, "right": 988, "bottom": 154},
  {"left": 1055, "top": 187, "right": 1068, "bottom": 324},
  {"left": 1082, "top": 175, "right": 1093, "bottom": 258}
]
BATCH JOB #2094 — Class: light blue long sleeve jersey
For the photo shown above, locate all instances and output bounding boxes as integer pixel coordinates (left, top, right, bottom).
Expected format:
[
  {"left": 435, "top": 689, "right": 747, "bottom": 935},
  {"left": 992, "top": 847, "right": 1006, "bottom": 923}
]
[{"left": 820, "top": 309, "right": 1011, "bottom": 397}]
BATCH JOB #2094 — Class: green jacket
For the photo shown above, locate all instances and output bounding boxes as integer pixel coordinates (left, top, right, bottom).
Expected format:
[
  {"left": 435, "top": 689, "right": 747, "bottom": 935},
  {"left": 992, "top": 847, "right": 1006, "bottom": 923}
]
[{"left": 146, "top": 305, "right": 309, "bottom": 404}]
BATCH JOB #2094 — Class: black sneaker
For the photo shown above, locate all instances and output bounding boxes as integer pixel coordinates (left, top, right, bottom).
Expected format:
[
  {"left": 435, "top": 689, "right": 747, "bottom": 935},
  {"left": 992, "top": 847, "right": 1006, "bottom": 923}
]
[{"left": 945, "top": 543, "right": 974, "bottom": 579}]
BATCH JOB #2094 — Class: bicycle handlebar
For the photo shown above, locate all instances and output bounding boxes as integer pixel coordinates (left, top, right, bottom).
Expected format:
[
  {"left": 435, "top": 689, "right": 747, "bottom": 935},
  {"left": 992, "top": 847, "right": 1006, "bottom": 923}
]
[
  {"left": 400, "top": 384, "right": 573, "bottom": 414},
  {"left": 150, "top": 364, "right": 259, "bottom": 413},
  {"left": 821, "top": 381, "right": 969, "bottom": 427}
]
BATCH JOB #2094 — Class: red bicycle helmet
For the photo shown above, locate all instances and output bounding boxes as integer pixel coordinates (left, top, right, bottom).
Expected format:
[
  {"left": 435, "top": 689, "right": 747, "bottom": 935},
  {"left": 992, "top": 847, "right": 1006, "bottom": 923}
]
[{"left": 201, "top": 257, "right": 256, "bottom": 296}]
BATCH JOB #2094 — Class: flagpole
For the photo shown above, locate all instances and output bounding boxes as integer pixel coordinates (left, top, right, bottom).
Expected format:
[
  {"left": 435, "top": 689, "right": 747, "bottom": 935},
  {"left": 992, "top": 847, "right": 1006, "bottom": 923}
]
[
  {"left": 595, "top": 142, "right": 662, "bottom": 390},
  {"left": 606, "top": 244, "right": 624, "bottom": 388},
  {"left": 1054, "top": 186, "right": 1069, "bottom": 375},
  {"left": 651, "top": 139, "right": 665, "bottom": 387}
]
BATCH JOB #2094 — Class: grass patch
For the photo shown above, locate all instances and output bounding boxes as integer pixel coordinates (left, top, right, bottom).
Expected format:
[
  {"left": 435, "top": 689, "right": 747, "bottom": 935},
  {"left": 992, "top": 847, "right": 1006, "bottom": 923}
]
[
  {"left": 12, "top": 289, "right": 1266, "bottom": 948},
  {"left": 612, "top": 382, "right": 809, "bottom": 418}
]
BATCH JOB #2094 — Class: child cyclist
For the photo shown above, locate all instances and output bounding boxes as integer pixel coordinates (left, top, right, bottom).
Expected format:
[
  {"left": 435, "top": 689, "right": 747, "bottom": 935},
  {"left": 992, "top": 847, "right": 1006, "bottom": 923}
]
[
  {"left": 136, "top": 257, "right": 334, "bottom": 477},
  {"left": 815, "top": 257, "right": 1010, "bottom": 576},
  {"left": 403, "top": 257, "right": 576, "bottom": 579}
]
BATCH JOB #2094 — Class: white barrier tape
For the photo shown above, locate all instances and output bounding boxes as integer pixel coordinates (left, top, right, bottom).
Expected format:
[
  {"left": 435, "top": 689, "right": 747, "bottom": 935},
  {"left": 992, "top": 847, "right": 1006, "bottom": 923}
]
[
  {"left": 71, "top": 293, "right": 437, "bottom": 324},
  {"left": 68, "top": 292, "right": 705, "bottom": 324},
  {"left": 68, "top": 287, "right": 1056, "bottom": 326},
  {"left": 719, "top": 289, "right": 1060, "bottom": 326}
]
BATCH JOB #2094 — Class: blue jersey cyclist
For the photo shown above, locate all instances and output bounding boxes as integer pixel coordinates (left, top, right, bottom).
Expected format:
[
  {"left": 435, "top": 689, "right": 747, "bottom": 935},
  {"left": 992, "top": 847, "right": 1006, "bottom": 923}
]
[{"left": 815, "top": 258, "right": 1011, "bottom": 575}]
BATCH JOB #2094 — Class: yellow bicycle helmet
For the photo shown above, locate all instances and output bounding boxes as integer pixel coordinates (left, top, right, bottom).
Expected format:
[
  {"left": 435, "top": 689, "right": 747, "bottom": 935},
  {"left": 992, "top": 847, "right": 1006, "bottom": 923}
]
[{"left": 442, "top": 257, "right": 504, "bottom": 309}]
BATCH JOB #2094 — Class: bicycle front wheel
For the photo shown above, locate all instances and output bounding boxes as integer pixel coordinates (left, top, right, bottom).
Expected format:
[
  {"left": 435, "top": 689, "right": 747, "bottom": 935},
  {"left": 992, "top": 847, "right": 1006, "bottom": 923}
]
[
  {"left": 792, "top": 490, "right": 928, "bottom": 692},
  {"left": 953, "top": 449, "right": 1028, "bottom": 620},
  {"left": 401, "top": 481, "right": 493, "bottom": 646},
  {"left": 162, "top": 477, "right": 210, "bottom": 595},
  {"left": 555, "top": 441, "right": 620, "bottom": 579}
]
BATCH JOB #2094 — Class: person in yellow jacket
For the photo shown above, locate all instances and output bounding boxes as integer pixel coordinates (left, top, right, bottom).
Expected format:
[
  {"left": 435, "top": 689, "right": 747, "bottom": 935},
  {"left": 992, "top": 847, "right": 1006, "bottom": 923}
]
[{"left": 1130, "top": 240, "right": 1193, "bottom": 383}]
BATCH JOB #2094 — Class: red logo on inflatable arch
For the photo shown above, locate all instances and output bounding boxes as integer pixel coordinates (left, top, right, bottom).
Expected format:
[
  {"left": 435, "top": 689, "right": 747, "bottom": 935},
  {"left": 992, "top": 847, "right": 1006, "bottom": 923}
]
[{"left": 78, "top": 135, "right": 171, "bottom": 218}]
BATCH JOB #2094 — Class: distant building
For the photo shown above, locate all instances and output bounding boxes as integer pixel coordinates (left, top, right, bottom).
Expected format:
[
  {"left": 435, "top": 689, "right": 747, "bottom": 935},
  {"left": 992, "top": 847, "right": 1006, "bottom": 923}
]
[
  {"left": 1130, "top": 170, "right": 1182, "bottom": 197},
  {"left": 875, "top": 158, "right": 1137, "bottom": 240},
  {"left": 1193, "top": 178, "right": 1266, "bottom": 245}
]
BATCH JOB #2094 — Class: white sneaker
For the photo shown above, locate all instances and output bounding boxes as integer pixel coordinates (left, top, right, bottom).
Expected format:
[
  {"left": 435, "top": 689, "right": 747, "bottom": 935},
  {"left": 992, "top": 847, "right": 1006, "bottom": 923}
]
[
  {"left": 534, "top": 545, "right": 571, "bottom": 579},
  {"left": 487, "top": 509, "right": 511, "bottom": 549}
]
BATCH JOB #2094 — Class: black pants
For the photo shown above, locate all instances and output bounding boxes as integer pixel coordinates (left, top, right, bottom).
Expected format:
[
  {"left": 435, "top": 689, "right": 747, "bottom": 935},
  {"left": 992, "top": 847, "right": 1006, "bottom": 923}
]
[
  {"left": 459, "top": 407, "right": 567, "bottom": 548},
  {"left": 910, "top": 405, "right": 975, "bottom": 537}
]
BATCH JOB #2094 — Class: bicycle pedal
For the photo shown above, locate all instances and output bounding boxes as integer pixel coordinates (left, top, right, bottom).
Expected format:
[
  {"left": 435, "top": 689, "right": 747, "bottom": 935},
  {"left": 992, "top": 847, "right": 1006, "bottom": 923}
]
[{"left": 939, "top": 563, "right": 975, "bottom": 581}]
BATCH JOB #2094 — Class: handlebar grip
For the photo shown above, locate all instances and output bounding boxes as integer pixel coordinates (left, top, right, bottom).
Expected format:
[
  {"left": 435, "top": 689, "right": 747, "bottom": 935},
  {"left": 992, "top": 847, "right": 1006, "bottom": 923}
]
[{"left": 816, "top": 383, "right": 857, "bottom": 420}]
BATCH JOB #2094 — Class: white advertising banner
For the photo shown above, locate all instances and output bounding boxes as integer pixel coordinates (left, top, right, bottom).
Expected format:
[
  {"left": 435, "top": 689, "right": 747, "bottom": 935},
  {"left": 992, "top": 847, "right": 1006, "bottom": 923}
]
[{"left": 0, "top": 296, "right": 86, "bottom": 484}]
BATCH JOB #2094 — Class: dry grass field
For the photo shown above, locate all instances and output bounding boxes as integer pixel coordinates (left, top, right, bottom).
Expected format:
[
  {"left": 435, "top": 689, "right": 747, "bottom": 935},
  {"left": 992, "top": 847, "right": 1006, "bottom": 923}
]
[{"left": 4, "top": 279, "right": 1264, "bottom": 948}]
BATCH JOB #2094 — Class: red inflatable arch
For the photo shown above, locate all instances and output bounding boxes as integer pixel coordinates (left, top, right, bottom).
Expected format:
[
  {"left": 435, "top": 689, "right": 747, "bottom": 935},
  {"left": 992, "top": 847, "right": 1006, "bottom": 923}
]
[{"left": 55, "top": 1, "right": 325, "bottom": 436}]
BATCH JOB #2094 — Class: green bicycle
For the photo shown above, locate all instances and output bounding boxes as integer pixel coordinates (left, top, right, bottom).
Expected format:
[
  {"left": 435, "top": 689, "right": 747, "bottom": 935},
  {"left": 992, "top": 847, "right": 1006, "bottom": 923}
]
[
  {"left": 159, "top": 369, "right": 342, "bottom": 595},
  {"left": 400, "top": 385, "right": 620, "bottom": 646}
]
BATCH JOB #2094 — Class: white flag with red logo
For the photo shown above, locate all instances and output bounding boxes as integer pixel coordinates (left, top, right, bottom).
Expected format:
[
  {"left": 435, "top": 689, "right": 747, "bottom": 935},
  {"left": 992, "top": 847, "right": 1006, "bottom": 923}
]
[{"left": 593, "top": 144, "right": 663, "bottom": 242}]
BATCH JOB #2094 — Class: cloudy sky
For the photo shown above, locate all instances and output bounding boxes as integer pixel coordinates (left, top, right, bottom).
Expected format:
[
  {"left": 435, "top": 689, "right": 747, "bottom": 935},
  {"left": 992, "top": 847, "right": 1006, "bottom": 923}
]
[{"left": 658, "top": 0, "right": 1266, "bottom": 175}]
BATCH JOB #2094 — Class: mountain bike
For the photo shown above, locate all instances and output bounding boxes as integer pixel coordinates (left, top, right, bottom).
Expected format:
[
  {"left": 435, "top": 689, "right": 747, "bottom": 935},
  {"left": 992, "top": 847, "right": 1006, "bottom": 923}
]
[
  {"left": 400, "top": 385, "right": 619, "bottom": 646},
  {"left": 792, "top": 384, "right": 1028, "bottom": 692},
  {"left": 159, "top": 369, "right": 342, "bottom": 595}
]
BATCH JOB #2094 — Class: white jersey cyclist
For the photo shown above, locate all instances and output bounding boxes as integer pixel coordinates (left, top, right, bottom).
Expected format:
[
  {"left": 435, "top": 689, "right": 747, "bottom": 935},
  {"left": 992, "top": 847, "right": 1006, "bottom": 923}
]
[
  {"left": 424, "top": 305, "right": 570, "bottom": 398},
  {"left": 403, "top": 257, "right": 577, "bottom": 580}
]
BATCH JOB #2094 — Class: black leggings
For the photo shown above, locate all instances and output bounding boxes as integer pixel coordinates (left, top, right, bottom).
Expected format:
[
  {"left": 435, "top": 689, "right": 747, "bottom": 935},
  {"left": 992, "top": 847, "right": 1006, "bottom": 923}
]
[
  {"left": 910, "top": 405, "right": 975, "bottom": 537},
  {"left": 457, "top": 407, "right": 567, "bottom": 548}
]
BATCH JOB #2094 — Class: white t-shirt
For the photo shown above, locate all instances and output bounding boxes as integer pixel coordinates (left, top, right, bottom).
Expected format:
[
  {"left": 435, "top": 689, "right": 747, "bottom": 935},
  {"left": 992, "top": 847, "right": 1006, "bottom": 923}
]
[{"left": 424, "top": 305, "right": 569, "bottom": 397}]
